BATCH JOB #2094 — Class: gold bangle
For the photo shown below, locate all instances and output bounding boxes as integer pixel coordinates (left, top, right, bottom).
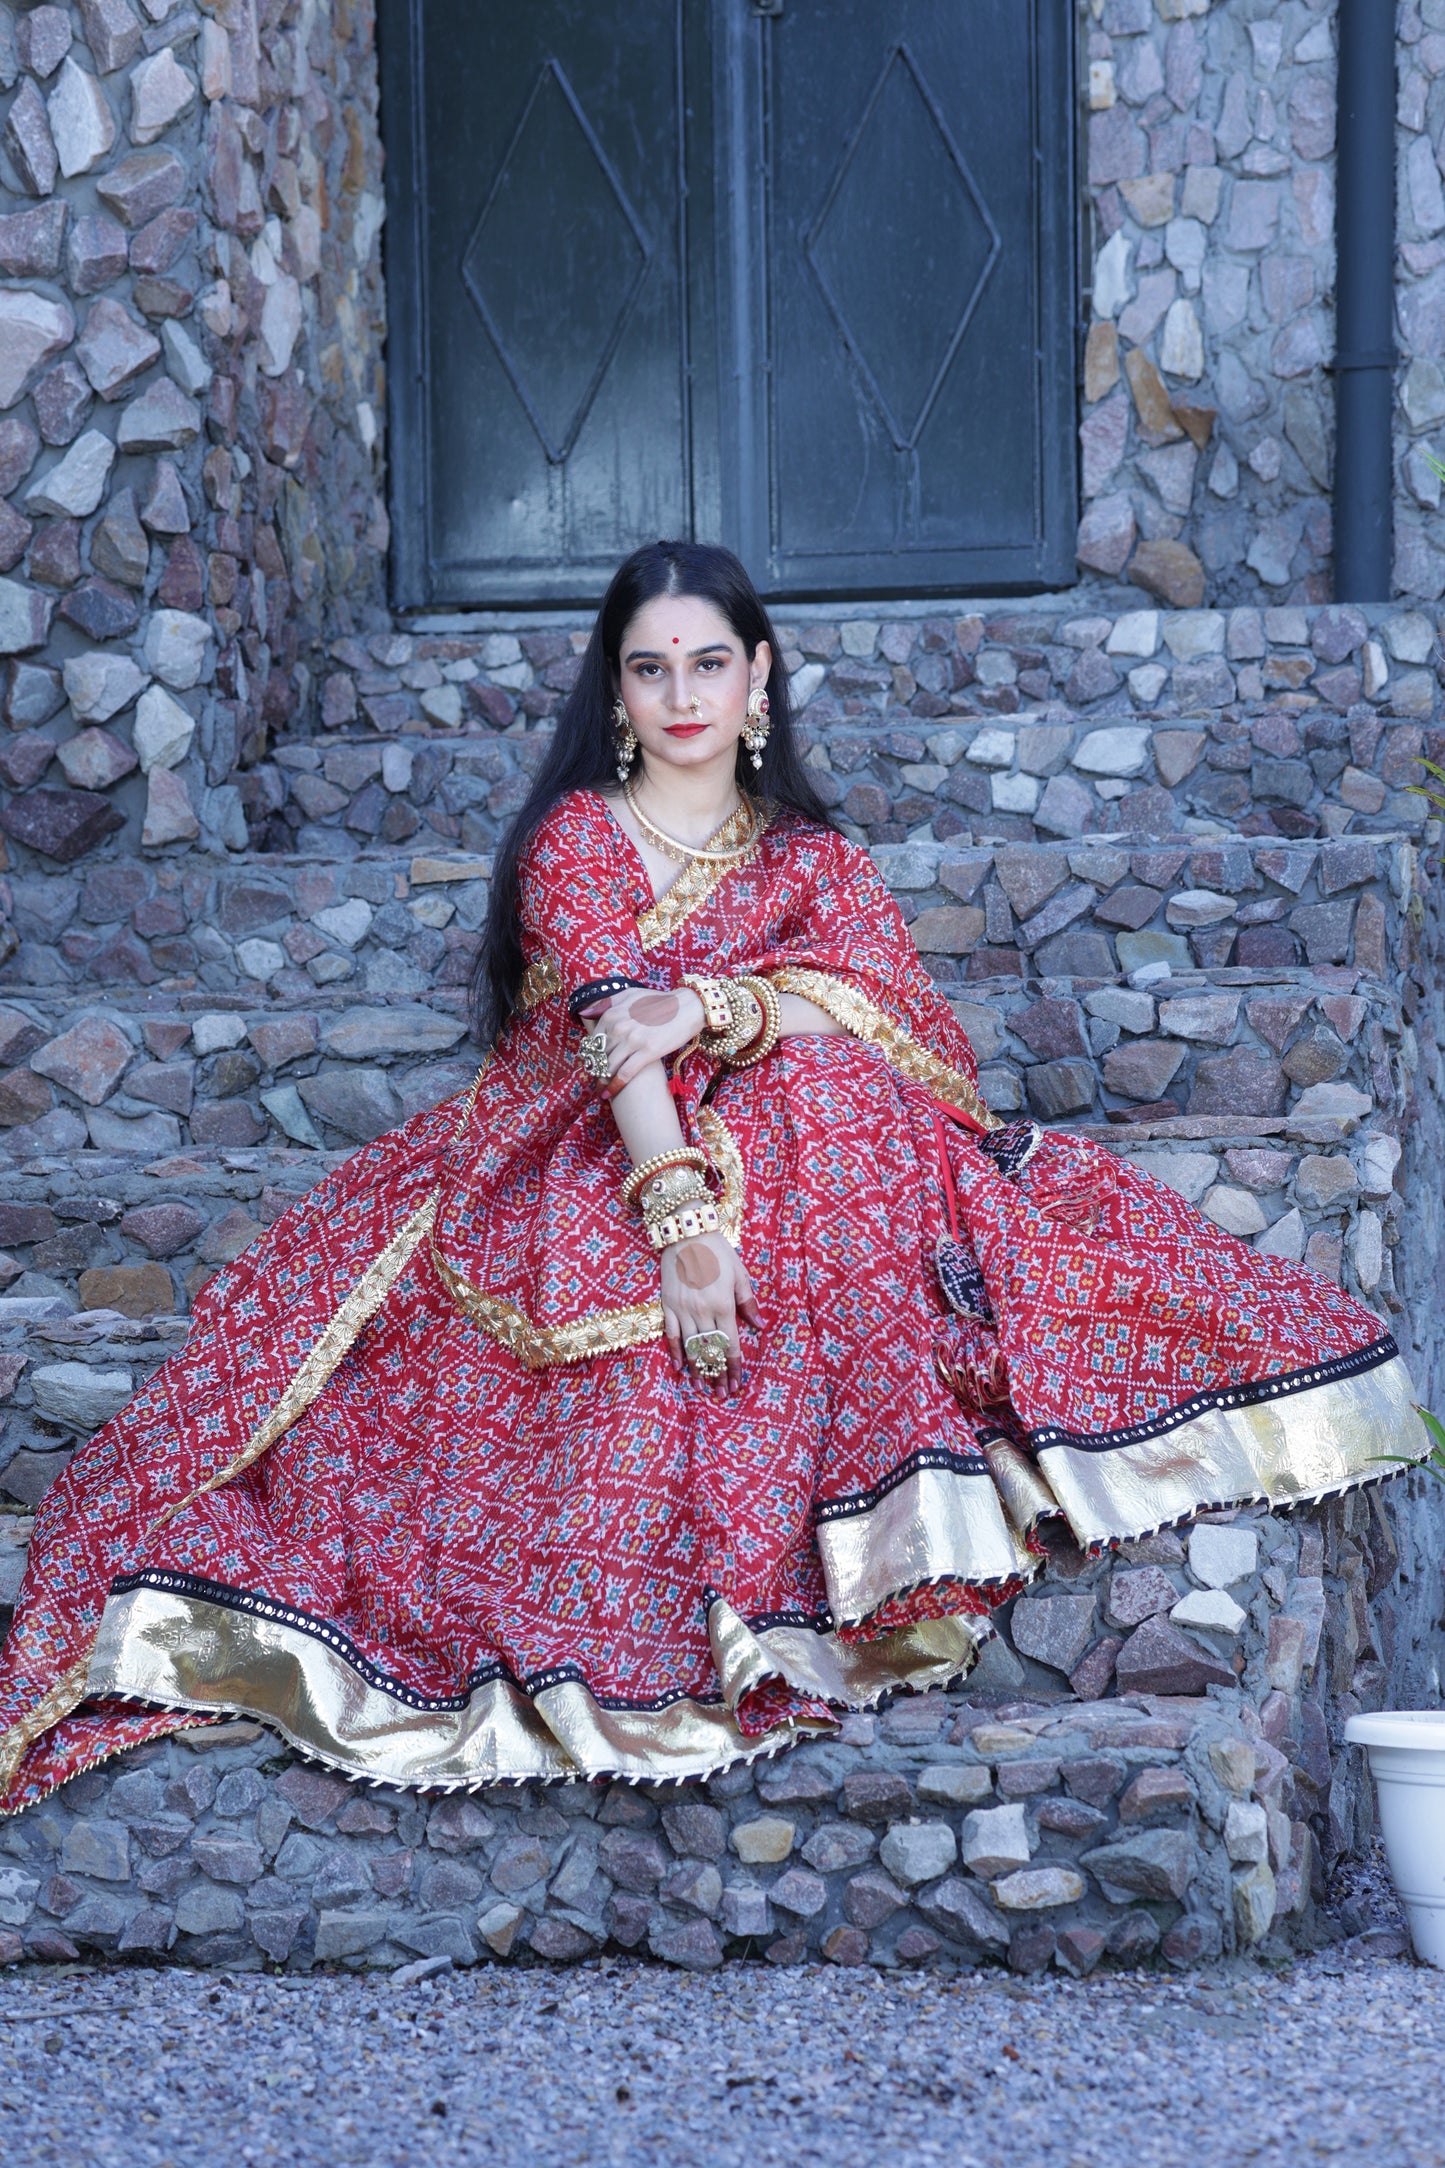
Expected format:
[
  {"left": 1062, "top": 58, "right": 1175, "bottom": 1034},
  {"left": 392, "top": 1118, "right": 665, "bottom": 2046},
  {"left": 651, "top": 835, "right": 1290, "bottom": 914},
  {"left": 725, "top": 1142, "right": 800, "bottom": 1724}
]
[
  {"left": 641, "top": 1170, "right": 711, "bottom": 1222},
  {"left": 728, "top": 976, "right": 782, "bottom": 1068},
  {"left": 618, "top": 1146, "right": 708, "bottom": 1210},
  {"left": 648, "top": 1202, "right": 722, "bottom": 1251},
  {"left": 681, "top": 974, "right": 733, "bottom": 1036},
  {"left": 710, "top": 979, "right": 764, "bottom": 1062}
]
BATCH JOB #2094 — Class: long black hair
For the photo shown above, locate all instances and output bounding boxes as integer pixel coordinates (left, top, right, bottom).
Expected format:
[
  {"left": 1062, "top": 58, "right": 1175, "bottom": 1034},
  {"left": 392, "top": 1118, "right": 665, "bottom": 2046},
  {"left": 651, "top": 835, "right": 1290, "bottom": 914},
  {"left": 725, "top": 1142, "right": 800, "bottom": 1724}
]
[{"left": 470, "top": 540, "right": 837, "bottom": 1046}]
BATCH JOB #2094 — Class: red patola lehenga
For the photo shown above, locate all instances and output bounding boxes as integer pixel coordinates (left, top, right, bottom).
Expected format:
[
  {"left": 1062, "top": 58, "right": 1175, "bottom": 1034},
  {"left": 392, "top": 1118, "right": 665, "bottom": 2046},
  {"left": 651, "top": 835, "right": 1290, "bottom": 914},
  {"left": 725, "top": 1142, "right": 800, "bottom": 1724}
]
[{"left": 0, "top": 790, "right": 1426, "bottom": 1810}]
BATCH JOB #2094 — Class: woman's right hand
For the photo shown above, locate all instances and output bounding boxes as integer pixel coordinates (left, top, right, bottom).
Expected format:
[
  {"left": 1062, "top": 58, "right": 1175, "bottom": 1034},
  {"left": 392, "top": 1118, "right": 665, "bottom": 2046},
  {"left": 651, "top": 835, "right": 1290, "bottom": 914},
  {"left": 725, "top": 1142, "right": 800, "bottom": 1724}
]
[
  {"left": 660, "top": 1233, "right": 761, "bottom": 1394},
  {"left": 577, "top": 987, "right": 706, "bottom": 1098}
]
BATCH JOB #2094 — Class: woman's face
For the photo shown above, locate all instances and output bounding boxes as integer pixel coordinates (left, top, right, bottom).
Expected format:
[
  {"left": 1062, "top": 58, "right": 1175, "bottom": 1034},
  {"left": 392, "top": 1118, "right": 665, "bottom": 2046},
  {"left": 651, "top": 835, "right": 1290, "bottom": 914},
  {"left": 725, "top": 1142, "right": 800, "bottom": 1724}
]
[{"left": 615, "top": 592, "right": 771, "bottom": 775}]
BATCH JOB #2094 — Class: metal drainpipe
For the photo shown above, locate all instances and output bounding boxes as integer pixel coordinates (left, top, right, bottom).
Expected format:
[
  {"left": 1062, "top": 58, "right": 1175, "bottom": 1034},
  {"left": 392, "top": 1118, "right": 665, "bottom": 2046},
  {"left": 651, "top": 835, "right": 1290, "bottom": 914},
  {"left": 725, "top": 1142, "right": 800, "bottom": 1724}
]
[{"left": 1333, "top": 0, "right": 1397, "bottom": 602}]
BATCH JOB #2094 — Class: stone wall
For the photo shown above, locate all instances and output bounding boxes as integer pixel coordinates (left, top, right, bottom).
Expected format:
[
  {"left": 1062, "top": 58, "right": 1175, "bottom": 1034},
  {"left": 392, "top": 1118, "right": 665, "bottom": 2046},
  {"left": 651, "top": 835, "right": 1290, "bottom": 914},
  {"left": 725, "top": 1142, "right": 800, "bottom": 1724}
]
[
  {"left": 1395, "top": 0, "right": 1445, "bottom": 602},
  {"left": 2, "top": 0, "right": 1445, "bottom": 879},
  {"left": 0, "top": 0, "right": 388, "bottom": 856}
]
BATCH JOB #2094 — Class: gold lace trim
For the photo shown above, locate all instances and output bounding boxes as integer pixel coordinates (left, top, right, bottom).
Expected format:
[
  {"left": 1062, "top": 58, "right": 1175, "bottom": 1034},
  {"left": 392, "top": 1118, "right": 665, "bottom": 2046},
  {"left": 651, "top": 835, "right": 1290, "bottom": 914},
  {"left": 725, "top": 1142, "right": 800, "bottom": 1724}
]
[
  {"left": 78, "top": 1585, "right": 983, "bottom": 1792},
  {"left": 434, "top": 1107, "right": 744, "bottom": 1369},
  {"left": 0, "top": 1196, "right": 438, "bottom": 1811},
  {"left": 765, "top": 967, "right": 1000, "bottom": 1131},
  {"left": 516, "top": 801, "right": 772, "bottom": 1014},
  {"left": 1038, "top": 1351, "right": 1426, "bottom": 1552}
]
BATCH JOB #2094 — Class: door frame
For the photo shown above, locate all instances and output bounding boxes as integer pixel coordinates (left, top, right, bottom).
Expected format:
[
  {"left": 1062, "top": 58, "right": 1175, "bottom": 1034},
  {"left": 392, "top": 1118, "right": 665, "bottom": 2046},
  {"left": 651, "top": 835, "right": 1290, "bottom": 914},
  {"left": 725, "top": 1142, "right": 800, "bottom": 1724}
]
[{"left": 379, "top": 0, "right": 1078, "bottom": 611}]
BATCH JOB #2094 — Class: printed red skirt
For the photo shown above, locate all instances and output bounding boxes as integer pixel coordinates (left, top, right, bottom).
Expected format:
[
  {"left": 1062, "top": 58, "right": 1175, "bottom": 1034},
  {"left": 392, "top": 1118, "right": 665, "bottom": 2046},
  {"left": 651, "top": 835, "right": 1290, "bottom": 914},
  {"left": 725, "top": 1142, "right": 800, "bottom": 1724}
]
[{"left": 0, "top": 1034, "right": 1422, "bottom": 1810}]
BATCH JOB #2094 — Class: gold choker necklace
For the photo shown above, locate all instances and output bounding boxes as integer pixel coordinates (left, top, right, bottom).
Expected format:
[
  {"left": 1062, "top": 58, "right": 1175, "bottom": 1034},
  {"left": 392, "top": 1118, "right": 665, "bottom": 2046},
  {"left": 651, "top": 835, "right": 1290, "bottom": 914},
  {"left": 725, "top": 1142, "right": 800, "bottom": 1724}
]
[{"left": 622, "top": 780, "right": 758, "bottom": 864}]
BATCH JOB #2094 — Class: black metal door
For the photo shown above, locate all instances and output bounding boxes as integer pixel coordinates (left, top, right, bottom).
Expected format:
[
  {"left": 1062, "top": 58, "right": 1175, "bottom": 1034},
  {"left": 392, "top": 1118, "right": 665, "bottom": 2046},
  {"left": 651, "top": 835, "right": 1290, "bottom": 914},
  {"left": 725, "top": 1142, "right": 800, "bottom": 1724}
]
[
  {"left": 380, "top": 1, "right": 1074, "bottom": 608},
  {"left": 382, "top": 0, "right": 717, "bottom": 608},
  {"left": 738, "top": 0, "right": 1077, "bottom": 594}
]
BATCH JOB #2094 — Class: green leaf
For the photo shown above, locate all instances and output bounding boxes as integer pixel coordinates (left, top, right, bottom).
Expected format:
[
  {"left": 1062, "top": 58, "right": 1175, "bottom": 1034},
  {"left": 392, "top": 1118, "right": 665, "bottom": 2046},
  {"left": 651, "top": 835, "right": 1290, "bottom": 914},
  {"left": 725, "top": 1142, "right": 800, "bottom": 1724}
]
[{"left": 1369, "top": 1408, "right": 1445, "bottom": 1481}]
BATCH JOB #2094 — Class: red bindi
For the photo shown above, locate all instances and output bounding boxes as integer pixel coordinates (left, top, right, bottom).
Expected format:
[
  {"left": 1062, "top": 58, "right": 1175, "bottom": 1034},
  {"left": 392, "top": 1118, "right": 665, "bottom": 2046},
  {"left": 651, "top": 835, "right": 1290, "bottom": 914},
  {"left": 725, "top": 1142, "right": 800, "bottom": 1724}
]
[{"left": 672, "top": 637, "right": 680, "bottom": 644}]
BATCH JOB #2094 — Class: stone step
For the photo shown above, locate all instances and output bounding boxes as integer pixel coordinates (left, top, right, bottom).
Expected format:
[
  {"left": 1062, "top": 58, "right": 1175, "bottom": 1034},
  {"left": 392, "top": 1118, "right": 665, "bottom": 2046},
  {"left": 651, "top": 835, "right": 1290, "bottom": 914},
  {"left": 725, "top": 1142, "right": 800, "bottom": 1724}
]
[
  {"left": 0, "top": 1108, "right": 1407, "bottom": 1519},
  {"left": 0, "top": 959, "right": 1407, "bottom": 1259},
  {"left": 6, "top": 600, "right": 1441, "bottom": 882},
  {"left": 0, "top": 1664, "right": 1317, "bottom": 1975},
  {"left": 6, "top": 708, "right": 1435, "bottom": 882},
  {"left": 0, "top": 818, "right": 1420, "bottom": 1039}
]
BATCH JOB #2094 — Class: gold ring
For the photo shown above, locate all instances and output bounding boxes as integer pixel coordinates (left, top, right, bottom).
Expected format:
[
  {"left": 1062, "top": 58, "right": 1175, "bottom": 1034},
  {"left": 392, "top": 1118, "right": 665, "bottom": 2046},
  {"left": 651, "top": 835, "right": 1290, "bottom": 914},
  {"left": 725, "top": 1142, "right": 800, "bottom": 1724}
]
[
  {"left": 578, "top": 1029, "right": 611, "bottom": 1082},
  {"left": 684, "top": 1329, "right": 730, "bottom": 1378}
]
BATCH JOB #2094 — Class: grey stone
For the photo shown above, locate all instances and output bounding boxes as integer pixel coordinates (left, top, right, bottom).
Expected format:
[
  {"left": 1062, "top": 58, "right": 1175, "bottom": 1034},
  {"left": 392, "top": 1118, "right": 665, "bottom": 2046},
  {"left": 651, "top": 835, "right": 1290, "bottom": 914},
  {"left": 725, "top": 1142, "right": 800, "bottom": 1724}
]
[
  {"left": 76, "top": 296, "right": 160, "bottom": 399},
  {"left": 662, "top": 1861, "right": 723, "bottom": 1917},
  {"left": 30, "top": 1364, "right": 132, "bottom": 1430},
  {"left": 648, "top": 1916, "right": 723, "bottom": 1971},
  {"left": 0, "top": 289, "right": 74, "bottom": 408},
  {"left": 33, "top": 356, "right": 93, "bottom": 445},
  {"left": 915, "top": 1875, "right": 1010, "bottom": 1949},
  {"left": 877, "top": 1821, "right": 957, "bottom": 1888},
  {"left": 322, "top": 1007, "right": 466, "bottom": 1060},
  {"left": 1188, "top": 1523, "right": 1259, "bottom": 1589},
  {"left": 313, "top": 1910, "right": 390, "bottom": 1961},
  {"left": 800, "top": 1822, "right": 874, "bottom": 1873},
  {"left": 425, "top": 1796, "right": 493, "bottom": 1853},
  {"left": 60, "top": 1820, "right": 130, "bottom": 1880},
  {"left": 128, "top": 47, "right": 195, "bottom": 143},
  {"left": 1113, "top": 1614, "right": 1234, "bottom": 1696},
  {"left": 1189, "top": 1047, "right": 1287, "bottom": 1118},
  {"left": 769, "top": 1869, "right": 827, "bottom": 1918},
  {"left": 843, "top": 1869, "right": 907, "bottom": 1929},
  {"left": 47, "top": 57, "right": 116, "bottom": 178},
  {"left": 993, "top": 1867, "right": 1087, "bottom": 1912},
  {"left": 75, "top": 0, "right": 144, "bottom": 75},
  {"left": 97, "top": 149, "right": 187, "bottom": 231},
  {"left": 116, "top": 376, "right": 202, "bottom": 452},
  {"left": 0, "top": 579, "right": 53, "bottom": 656},
  {"left": 142, "top": 606, "right": 211, "bottom": 689},
  {"left": 661, "top": 1801, "right": 727, "bottom": 1860},
  {"left": 175, "top": 1884, "right": 245, "bottom": 1936},
  {"left": 1081, "top": 1830, "right": 1198, "bottom": 1904},
  {"left": 960, "top": 1804, "right": 1032, "bottom": 1880},
  {"left": 720, "top": 1884, "right": 773, "bottom": 1939},
  {"left": 3, "top": 80, "right": 59, "bottom": 195},
  {"left": 297, "top": 1069, "right": 403, "bottom": 1144},
  {"left": 0, "top": 201, "right": 67, "bottom": 276},
  {"left": 66, "top": 212, "right": 128, "bottom": 294},
  {"left": 1106, "top": 1566, "right": 1179, "bottom": 1629},
  {"left": 18, "top": 5, "right": 73, "bottom": 78},
  {"left": 24, "top": 429, "right": 115, "bottom": 518},
  {"left": 418, "top": 1860, "right": 483, "bottom": 1910},
  {"left": 1025, "top": 1059, "right": 1096, "bottom": 1120},
  {"left": 191, "top": 1838, "right": 264, "bottom": 1886},
  {"left": 1009, "top": 1592, "right": 1097, "bottom": 1675}
]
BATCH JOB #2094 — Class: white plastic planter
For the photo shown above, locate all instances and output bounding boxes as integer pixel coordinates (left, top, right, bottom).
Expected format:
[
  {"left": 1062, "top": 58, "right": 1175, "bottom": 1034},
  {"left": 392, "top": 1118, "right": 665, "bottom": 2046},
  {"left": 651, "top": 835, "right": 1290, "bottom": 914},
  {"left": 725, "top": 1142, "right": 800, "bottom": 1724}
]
[{"left": 1345, "top": 1711, "right": 1445, "bottom": 1966}]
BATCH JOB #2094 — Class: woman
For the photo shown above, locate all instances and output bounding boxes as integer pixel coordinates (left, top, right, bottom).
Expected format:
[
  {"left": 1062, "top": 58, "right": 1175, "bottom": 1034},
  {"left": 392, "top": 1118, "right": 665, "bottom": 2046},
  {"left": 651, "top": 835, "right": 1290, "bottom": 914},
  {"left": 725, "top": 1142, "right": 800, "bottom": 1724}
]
[{"left": 0, "top": 542, "right": 1426, "bottom": 1811}]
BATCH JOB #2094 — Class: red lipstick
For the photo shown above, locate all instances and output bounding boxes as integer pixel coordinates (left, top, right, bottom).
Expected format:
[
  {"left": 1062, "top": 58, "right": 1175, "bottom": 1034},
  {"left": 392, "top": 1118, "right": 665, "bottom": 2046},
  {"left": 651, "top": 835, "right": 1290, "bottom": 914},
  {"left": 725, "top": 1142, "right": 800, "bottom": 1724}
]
[{"left": 663, "top": 722, "right": 708, "bottom": 737}]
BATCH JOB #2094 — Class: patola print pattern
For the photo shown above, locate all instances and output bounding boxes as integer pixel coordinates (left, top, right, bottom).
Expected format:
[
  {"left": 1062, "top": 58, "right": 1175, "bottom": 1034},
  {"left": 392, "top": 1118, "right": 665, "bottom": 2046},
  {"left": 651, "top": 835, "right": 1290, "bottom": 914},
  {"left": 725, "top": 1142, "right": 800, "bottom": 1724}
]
[{"left": 0, "top": 793, "right": 1426, "bottom": 1807}]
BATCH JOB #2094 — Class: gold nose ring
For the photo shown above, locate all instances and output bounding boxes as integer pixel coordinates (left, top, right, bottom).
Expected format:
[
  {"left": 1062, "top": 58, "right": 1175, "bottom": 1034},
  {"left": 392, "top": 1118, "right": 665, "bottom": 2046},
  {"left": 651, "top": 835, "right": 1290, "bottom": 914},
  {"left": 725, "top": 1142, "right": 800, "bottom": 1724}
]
[{"left": 690, "top": 696, "right": 702, "bottom": 715}]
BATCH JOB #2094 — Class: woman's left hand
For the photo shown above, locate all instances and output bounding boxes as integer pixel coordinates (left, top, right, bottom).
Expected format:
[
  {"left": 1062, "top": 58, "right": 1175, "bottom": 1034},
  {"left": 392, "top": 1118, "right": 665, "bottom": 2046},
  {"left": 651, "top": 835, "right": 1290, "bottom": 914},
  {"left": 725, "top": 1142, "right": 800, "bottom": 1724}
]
[{"left": 577, "top": 986, "right": 705, "bottom": 1096}]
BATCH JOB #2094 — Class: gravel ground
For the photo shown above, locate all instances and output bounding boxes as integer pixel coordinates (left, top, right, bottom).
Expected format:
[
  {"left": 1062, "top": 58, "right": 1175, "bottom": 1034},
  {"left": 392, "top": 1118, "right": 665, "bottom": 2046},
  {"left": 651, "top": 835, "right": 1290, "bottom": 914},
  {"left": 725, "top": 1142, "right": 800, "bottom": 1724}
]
[{"left": 0, "top": 1944, "right": 1438, "bottom": 2168}]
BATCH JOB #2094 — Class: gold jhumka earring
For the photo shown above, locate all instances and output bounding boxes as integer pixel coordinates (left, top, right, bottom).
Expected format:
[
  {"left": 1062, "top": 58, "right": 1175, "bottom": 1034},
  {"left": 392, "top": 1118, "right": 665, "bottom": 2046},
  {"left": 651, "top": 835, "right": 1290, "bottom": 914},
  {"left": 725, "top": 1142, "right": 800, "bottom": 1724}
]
[
  {"left": 741, "top": 686, "right": 770, "bottom": 771},
  {"left": 611, "top": 697, "right": 639, "bottom": 782}
]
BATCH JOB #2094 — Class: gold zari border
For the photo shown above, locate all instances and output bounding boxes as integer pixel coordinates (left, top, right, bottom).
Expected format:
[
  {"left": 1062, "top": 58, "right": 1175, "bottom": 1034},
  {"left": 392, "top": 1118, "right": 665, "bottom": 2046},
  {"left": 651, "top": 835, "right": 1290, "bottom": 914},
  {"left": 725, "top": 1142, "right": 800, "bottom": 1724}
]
[
  {"left": 816, "top": 1464, "right": 1038, "bottom": 1628},
  {"left": 1036, "top": 1353, "right": 1427, "bottom": 1552},
  {"left": 81, "top": 1580, "right": 987, "bottom": 1791},
  {"left": 433, "top": 1107, "right": 744, "bottom": 1369},
  {"left": 764, "top": 967, "right": 1000, "bottom": 1131},
  {"left": 0, "top": 1197, "right": 439, "bottom": 1809}
]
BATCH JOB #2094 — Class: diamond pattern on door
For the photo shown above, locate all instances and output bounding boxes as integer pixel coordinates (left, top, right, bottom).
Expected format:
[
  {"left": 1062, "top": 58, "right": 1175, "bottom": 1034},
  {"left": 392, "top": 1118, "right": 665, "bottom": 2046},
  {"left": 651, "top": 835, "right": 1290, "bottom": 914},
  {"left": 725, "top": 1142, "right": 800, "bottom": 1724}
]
[
  {"left": 462, "top": 60, "right": 653, "bottom": 465},
  {"left": 804, "top": 43, "right": 1001, "bottom": 455}
]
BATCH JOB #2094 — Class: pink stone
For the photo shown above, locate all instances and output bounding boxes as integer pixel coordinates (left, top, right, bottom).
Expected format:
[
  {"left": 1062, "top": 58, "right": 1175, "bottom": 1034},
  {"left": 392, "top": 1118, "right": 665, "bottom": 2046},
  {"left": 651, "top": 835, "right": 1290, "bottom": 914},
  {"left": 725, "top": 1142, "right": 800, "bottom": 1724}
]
[{"left": 30, "top": 1014, "right": 133, "bottom": 1103}]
